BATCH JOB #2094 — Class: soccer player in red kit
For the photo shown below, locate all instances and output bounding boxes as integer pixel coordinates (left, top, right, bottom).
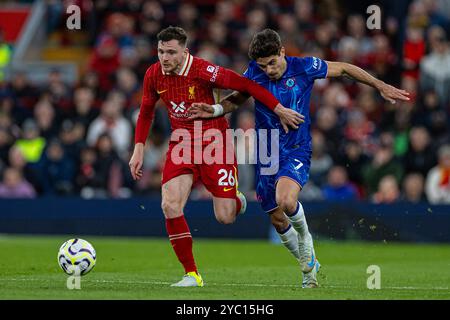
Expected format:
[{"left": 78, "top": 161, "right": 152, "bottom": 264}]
[{"left": 129, "top": 26, "right": 303, "bottom": 287}]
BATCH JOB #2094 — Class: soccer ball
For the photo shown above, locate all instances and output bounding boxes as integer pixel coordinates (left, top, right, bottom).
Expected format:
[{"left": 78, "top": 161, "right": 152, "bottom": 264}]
[{"left": 58, "top": 239, "right": 96, "bottom": 276}]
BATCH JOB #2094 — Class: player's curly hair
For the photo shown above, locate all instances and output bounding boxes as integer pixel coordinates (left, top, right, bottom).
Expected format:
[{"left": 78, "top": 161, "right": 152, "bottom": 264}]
[
  {"left": 157, "top": 26, "right": 187, "bottom": 46},
  {"left": 248, "top": 29, "right": 282, "bottom": 60}
]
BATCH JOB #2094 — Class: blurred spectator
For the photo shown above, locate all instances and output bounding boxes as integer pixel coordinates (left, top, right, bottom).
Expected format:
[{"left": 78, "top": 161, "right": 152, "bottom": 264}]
[
  {"left": 7, "top": 146, "right": 41, "bottom": 194},
  {"left": 314, "top": 106, "right": 342, "bottom": 159},
  {"left": 88, "top": 35, "right": 120, "bottom": 93},
  {"left": 8, "top": 72, "right": 39, "bottom": 116},
  {"left": 70, "top": 87, "right": 98, "bottom": 127},
  {"left": 14, "top": 119, "right": 46, "bottom": 164},
  {"left": 401, "top": 172, "right": 426, "bottom": 203},
  {"left": 336, "top": 139, "right": 370, "bottom": 191},
  {"left": 114, "top": 68, "right": 140, "bottom": 109},
  {"left": 337, "top": 37, "right": 359, "bottom": 64},
  {"left": 403, "top": 126, "right": 437, "bottom": 176},
  {"left": 38, "top": 139, "right": 75, "bottom": 195},
  {"left": 321, "top": 166, "right": 358, "bottom": 201},
  {"left": 420, "top": 26, "right": 450, "bottom": 106},
  {"left": 0, "top": 127, "right": 12, "bottom": 166},
  {"left": 46, "top": 69, "right": 72, "bottom": 111},
  {"left": 343, "top": 109, "right": 375, "bottom": 151},
  {"left": 75, "top": 146, "right": 99, "bottom": 195},
  {"left": 86, "top": 99, "right": 132, "bottom": 159},
  {"left": 100, "top": 13, "right": 135, "bottom": 49},
  {"left": 79, "top": 72, "right": 101, "bottom": 104},
  {"left": 33, "top": 98, "right": 59, "bottom": 139},
  {"left": 425, "top": 144, "right": 450, "bottom": 204},
  {"left": 362, "top": 137, "right": 404, "bottom": 196},
  {"left": 298, "top": 181, "right": 324, "bottom": 201},
  {"left": 346, "top": 14, "right": 374, "bottom": 57},
  {"left": 0, "top": 28, "right": 12, "bottom": 81},
  {"left": 94, "top": 133, "right": 127, "bottom": 198},
  {"left": 0, "top": 167, "right": 36, "bottom": 198},
  {"left": 295, "top": 0, "right": 315, "bottom": 36},
  {"left": 367, "top": 34, "right": 397, "bottom": 84},
  {"left": 422, "top": 0, "right": 450, "bottom": 30},
  {"left": 372, "top": 175, "right": 401, "bottom": 204},
  {"left": 309, "top": 130, "right": 333, "bottom": 186},
  {"left": 402, "top": 25, "right": 426, "bottom": 80},
  {"left": 59, "top": 119, "right": 86, "bottom": 163}
]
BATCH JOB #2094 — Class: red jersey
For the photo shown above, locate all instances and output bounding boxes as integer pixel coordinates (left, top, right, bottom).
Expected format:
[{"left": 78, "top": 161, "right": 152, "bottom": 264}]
[{"left": 135, "top": 54, "right": 279, "bottom": 144}]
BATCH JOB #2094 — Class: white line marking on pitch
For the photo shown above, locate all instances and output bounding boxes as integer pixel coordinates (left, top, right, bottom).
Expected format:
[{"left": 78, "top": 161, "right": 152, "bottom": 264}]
[{"left": 0, "top": 278, "right": 448, "bottom": 291}]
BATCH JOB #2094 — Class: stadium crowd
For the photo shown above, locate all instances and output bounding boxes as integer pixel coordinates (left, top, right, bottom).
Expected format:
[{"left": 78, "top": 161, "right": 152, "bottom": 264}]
[{"left": 0, "top": 0, "right": 449, "bottom": 204}]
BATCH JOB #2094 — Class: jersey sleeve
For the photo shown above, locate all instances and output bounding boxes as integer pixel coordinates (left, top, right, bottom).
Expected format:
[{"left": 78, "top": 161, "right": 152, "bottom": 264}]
[
  {"left": 197, "top": 60, "right": 279, "bottom": 110},
  {"left": 135, "top": 66, "right": 159, "bottom": 144},
  {"left": 303, "top": 56, "right": 328, "bottom": 82}
]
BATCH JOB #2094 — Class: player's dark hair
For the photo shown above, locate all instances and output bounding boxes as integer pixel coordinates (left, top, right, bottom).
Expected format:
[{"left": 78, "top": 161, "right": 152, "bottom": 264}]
[
  {"left": 248, "top": 29, "right": 282, "bottom": 60},
  {"left": 157, "top": 26, "right": 188, "bottom": 46}
]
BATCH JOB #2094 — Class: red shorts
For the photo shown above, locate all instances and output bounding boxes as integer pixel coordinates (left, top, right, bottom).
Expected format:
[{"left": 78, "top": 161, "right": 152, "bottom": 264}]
[{"left": 161, "top": 141, "right": 239, "bottom": 199}]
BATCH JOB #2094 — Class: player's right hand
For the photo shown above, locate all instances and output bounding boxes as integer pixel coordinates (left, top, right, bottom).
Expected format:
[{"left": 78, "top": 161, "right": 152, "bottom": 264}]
[
  {"left": 273, "top": 104, "right": 305, "bottom": 133},
  {"left": 188, "top": 102, "right": 215, "bottom": 119},
  {"left": 129, "top": 143, "right": 144, "bottom": 180}
]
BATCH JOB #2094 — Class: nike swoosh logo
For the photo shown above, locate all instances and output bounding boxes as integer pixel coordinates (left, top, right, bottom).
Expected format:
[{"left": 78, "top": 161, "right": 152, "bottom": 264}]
[
  {"left": 223, "top": 187, "right": 233, "bottom": 192},
  {"left": 307, "top": 253, "right": 316, "bottom": 268},
  {"left": 157, "top": 89, "right": 168, "bottom": 94}
]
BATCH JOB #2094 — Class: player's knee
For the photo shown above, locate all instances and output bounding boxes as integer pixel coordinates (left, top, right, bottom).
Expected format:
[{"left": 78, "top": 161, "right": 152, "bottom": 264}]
[
  {"left": 276, "top": 194, "right": 297, "bottom": 214},
  {"left": 161, "top": 200, "right": 182, "bottom": 218}
]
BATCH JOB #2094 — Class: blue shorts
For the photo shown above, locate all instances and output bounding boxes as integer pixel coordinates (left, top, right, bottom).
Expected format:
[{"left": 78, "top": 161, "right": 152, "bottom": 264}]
[{"left": 255, "top": 151, "right": 311, "bottom": 213}]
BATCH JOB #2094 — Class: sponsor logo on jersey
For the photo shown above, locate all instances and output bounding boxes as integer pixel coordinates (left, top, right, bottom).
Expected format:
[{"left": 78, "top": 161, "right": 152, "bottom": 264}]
[
  {"left": 171, "top": 101, "right": 186, "bottom": 113},
  {"left": 207, "top": 65, "right": 215, "bottom": 73},
  {"left": 312, "top": 57, "right": 320, "bottom": 70}
]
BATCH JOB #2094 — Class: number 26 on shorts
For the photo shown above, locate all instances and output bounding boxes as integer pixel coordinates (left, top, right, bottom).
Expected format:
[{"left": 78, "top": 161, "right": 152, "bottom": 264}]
[{"left": 218, "top": 169, "right": 236, "bottom": 187}]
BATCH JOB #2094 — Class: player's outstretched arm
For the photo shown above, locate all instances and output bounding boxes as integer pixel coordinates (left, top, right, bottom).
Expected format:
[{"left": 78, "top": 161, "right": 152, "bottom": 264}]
[
  {"left": 189, "top": 89, "right": 305, "bottom": 133},
  {"left": 196, "top": 65, "right": 305, "bottom": 132},
  {"left": 326, "top": 61, "right": 410, "bottom": 104}
]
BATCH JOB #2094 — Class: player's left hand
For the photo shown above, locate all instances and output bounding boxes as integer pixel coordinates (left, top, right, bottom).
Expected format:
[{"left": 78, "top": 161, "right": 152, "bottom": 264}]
[
  {"left": 378, "top": 83, "right": 410, "bottom": 104},
  {"left": 189, "top": 102, "right": 215, "bottom": 119},
  {"left": 274, "top": 104, "right": 305, "bottom": 133}
]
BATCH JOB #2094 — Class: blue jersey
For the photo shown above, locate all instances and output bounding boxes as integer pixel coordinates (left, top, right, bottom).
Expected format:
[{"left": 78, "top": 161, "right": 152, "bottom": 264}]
[
  {"left": 244, "top": 56, "right": 328, "bottom": 212},
  {"left": 244, "top": 56, "right": 328, "bottom": 160}
]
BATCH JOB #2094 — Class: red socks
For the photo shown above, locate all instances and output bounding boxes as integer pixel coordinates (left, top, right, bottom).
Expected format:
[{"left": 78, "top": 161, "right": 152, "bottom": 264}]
[{"left": 165, "top": 215, "right": 197, "bottom": 274}]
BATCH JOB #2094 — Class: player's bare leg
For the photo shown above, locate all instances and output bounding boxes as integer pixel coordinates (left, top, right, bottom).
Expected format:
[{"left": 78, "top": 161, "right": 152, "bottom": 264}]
[
  {"left": 276, "top": 177, "right": 320, "bottom": 287},
  {"left": 212, "top": 193, "right": 247, "bottom": 225},
  {"left": 161, "top": 174, "right": 204, "bottom": 287}
]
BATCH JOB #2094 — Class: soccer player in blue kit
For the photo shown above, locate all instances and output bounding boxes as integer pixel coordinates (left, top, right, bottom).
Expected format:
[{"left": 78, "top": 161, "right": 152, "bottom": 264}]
[{"left": 190, "top": 29, "right": 410, "bottom": 287}]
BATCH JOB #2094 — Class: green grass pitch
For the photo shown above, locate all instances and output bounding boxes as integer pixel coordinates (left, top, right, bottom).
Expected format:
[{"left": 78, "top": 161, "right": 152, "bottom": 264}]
[{"left": 0, "top": 235, "right": 449, "bottom": 300}]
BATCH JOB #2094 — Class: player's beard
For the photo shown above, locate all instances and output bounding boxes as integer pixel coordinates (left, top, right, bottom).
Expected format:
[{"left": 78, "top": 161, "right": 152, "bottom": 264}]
[{"left": 163, "top": 56, "right": 185, "bottom": 75}]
